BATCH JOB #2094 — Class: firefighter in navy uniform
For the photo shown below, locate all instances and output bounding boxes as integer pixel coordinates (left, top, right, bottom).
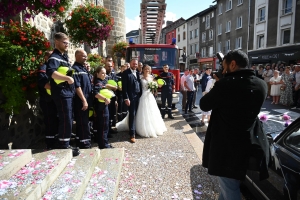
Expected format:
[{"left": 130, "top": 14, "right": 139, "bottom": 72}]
[
  {"left": 72, "top": 49, "right": 93, "bottom": 149},
  {"left": 116, "top": 64, "right": 128, "bottom": 122},
  {"left": 37, "top": 51, "right": 59, "bottom": 150},
  {"left": 93, "top": 66, "right": 114, "bottom": 149},
  {"left": 105, "top": 62, "right": 118, "bottom": 137},
  {"left": 159, "top": 64, "right": 175, "bottom": 119},
  {"left": 46, "top": 32, "right": 79, "bottom": 156}
]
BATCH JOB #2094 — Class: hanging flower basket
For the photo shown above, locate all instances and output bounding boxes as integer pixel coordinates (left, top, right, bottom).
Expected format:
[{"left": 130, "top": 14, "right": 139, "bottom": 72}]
[
  {"left": 65, "top": 4, "right": 114, "bottom": 48},
  {"left": 87, "top": 53, "right": 105, "bottom": 72},
  {"left": 0, "top": 20, "right": 51, "bottom": 114},
  {"left": 112, "top": 41, "right": 128, "bottom": 58},
  {"left": 0, "top": 0, "right": 71, "bottom": 20}
]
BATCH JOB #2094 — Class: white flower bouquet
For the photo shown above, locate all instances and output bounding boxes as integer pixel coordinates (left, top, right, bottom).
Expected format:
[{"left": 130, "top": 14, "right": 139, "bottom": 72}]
[{"left": 148, "top": 81, "right": 158, "bottom": 93}]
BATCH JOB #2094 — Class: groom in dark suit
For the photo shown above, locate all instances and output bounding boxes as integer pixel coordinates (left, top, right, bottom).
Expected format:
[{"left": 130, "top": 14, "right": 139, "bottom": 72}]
[{"left": 122, "top": 58, "right": 142, "bottom": 143}]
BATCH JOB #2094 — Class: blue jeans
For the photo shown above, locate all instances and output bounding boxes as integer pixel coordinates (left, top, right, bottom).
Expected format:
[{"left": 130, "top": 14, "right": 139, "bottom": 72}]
[
  {"left": 218, "top": 176, "right": 241, "bottom": 200},
  {"left": 185, "top": 91, "right": 194, "bottom": 112}
]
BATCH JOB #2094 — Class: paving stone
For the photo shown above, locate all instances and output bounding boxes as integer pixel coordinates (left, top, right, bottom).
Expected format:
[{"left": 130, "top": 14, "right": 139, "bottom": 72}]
[
  {"left": 82, "top": 148, "right": 124, "bottom": 200},
  {"left": 106, "top": 111, "right": 219, "bottom": 199},
  {"left": 0, "top": 149, "right": 72, "bottom": 199},
  {"left": 41, "top": 149, "right": 100, "bottom": 200},
  {"left": 0, "top": 149, "right": 32, "bottom": 180}
]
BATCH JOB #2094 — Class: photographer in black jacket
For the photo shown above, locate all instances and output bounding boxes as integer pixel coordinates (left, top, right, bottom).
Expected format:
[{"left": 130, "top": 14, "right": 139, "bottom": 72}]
[{"left": 200, "top": 50, "right": 268, "bottom": 199}]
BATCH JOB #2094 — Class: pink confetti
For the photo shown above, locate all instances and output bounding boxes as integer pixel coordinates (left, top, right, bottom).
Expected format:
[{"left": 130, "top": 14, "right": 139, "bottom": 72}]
[
  {"left": 0, "top": 180, "right": 11, "bottom": 189},
  {"left": 32, "top": 170, "right": 39, "bottom": 175}
]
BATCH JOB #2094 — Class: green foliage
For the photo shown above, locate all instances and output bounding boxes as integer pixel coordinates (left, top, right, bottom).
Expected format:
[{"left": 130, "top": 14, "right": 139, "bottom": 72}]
[
  {"left": 112, "top": 41, "right": 128, "bottom": 58},
  {"left": 65, "top": 3, "right": 114, "bottom": 48},
  {"left": 0, "top": 21, "right": 51, "bottom": 114}
]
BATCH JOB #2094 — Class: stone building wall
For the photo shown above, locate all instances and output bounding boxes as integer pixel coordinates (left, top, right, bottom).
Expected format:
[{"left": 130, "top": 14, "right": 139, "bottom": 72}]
[{"left": 103, "top": 0, "right": 126, "bottom": 67}]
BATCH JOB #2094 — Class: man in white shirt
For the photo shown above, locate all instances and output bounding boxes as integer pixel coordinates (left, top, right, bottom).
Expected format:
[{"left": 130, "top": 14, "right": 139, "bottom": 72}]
[
  {"left": 180, "top": 69, "right": 189, "bottom": 110},
  {"left": 184, "top": 68, "right": 195, "bottom": 114}
]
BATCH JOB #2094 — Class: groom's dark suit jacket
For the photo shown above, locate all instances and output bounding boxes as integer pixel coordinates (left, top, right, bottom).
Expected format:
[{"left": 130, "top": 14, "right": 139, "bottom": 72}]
[{"left": 122, "top": 68, "right": 142, "bottom": 100}]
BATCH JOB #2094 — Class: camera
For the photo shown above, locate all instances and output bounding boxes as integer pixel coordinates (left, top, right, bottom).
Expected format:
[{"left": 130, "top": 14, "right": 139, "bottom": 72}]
[{"left": 215, "top": 52, "right": 224, "bottom": 79}]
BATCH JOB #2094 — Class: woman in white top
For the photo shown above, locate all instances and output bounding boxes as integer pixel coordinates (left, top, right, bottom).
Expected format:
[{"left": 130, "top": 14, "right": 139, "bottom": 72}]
[{"left": 269, "top": 70, "right": 281, "bottom": 104}]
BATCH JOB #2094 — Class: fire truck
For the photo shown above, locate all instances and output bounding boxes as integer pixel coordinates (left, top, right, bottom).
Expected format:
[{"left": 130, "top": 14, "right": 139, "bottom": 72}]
[{"left": 125, "top": 40, "right": 181, "bottom": 106}]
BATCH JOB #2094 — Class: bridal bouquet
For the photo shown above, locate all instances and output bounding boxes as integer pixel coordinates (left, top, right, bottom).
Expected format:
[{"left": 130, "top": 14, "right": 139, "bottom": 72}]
[{"left": 148, "top": 81, "right": 158, "bottom": 93}]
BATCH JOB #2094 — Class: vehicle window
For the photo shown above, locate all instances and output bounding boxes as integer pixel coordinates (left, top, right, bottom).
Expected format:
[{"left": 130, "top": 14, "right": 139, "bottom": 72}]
[
  {"left": 285, "top": 128, "right": 300, "bottom": 151},
  {"left": 127, "top": 47, "right": 177, "bottom": 69}
]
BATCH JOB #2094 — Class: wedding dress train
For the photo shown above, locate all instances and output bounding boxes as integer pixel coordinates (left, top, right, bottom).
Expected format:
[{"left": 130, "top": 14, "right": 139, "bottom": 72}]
[{"left": 116, "top": 75, "right": 167, "bottom": 137}]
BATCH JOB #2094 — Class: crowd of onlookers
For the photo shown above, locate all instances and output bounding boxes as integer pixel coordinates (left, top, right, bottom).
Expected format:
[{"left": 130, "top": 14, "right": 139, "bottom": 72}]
[
  {"left": 180, "top": 62, "right": 300, "bottom": 112},
  {"left": 252, "top": 63, "right": 300, "bottom": 108}
]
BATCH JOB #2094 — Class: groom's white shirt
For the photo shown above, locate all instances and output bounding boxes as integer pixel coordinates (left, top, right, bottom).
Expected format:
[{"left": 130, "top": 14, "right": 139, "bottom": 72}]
[{"left": 130, "top": 68, "right": 137, "bottom": 77}]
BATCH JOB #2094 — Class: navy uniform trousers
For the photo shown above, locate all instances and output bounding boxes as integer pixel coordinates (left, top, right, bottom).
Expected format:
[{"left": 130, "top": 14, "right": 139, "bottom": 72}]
[
  {"left": 161, "top": 88, "right": 173, "bottom": 116},
  {"left": 74, "top": 97, "right": 91, "bottom": 148},
  {"left": 95, "top": 104, "right": 109, "bottom": 149},
  {"left": 53, "top": 97, "right": 73, "bottom": 148},
  {"left": 117, "top": 93, "right": 128, "bottom": 121},
  {"left": 39, "top": 98, "right": 58, "bottom": 148},
  {"left": 108, "top": 96, "right": 117, "bottom": 134}
]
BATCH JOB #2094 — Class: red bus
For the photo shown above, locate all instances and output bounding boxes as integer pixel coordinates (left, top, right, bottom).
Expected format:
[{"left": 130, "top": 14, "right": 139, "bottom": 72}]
[{"left": 125, "top": 43, "right": 181, "bottom": 105}]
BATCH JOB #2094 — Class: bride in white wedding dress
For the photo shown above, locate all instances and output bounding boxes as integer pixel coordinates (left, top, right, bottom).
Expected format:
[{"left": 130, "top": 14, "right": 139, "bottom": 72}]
[{"left": 116, "top": 65, "right": 167, "bottom": 137}]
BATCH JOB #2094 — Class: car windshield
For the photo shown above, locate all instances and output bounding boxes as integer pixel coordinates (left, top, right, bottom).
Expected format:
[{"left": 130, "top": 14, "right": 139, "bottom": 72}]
[{"left": 126, "top": 47, "right": 177, "bottom": 69}]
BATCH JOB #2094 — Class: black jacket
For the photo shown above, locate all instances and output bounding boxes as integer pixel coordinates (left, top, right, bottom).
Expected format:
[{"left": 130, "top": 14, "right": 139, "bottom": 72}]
[
  {"left": 121, "top": 68, "right": 142, "bottom": 100},
  {"left": 201, "top": 73, "right": 210, "bottom": 92},
  {"left": 200, "top": 69, "right": 268, "bottom": 180}
]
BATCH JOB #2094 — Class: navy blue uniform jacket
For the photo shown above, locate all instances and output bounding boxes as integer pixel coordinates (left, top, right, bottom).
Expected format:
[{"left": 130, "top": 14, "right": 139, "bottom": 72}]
[{"left": 46, "top": 49, "right": 75, "bottom": 99}]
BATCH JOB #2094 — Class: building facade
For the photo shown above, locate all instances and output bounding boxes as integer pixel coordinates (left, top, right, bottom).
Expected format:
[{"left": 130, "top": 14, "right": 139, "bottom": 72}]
[
  {"left": 166, "top": 29, "right": 176, "bottom": 44},
  {"left": 186, "top": 13, "right": 200, "bottom": 68},
  {"left": 103, "top": 0, "right": 126, "bottom": 59},
  {"left": 176, "top": 21, "right": 188, "bottom": 71},
  {"left": 162, "top": 18, "right": 186, "bottom": 44},
  {"left": 126, "top": 29, "right": 141, "bottom": 44},
  {"left": 198, "top": 5, "right": 217, "bottom": 70},
  {"left": 248, "top": 0, "right": 300, "bottom": 65},
  {"left": 215, "top": 0, "right": 249, "bottom": 55}
]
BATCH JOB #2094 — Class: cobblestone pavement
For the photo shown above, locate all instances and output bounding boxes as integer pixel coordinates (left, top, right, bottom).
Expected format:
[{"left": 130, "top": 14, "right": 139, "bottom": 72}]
[{"left": 108, "top": 111, "right": 220, "bottom": 200}]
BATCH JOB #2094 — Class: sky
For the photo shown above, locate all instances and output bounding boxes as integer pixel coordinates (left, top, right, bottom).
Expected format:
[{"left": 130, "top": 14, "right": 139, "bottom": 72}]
[{"left": 125, "top": 0, "right": 216, "bottom": 33}]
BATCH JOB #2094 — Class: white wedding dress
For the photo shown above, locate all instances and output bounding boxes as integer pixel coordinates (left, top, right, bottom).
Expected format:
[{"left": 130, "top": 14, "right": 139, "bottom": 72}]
[{"left": 116, "top": 75, "right": 167, "bottom": 137}]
